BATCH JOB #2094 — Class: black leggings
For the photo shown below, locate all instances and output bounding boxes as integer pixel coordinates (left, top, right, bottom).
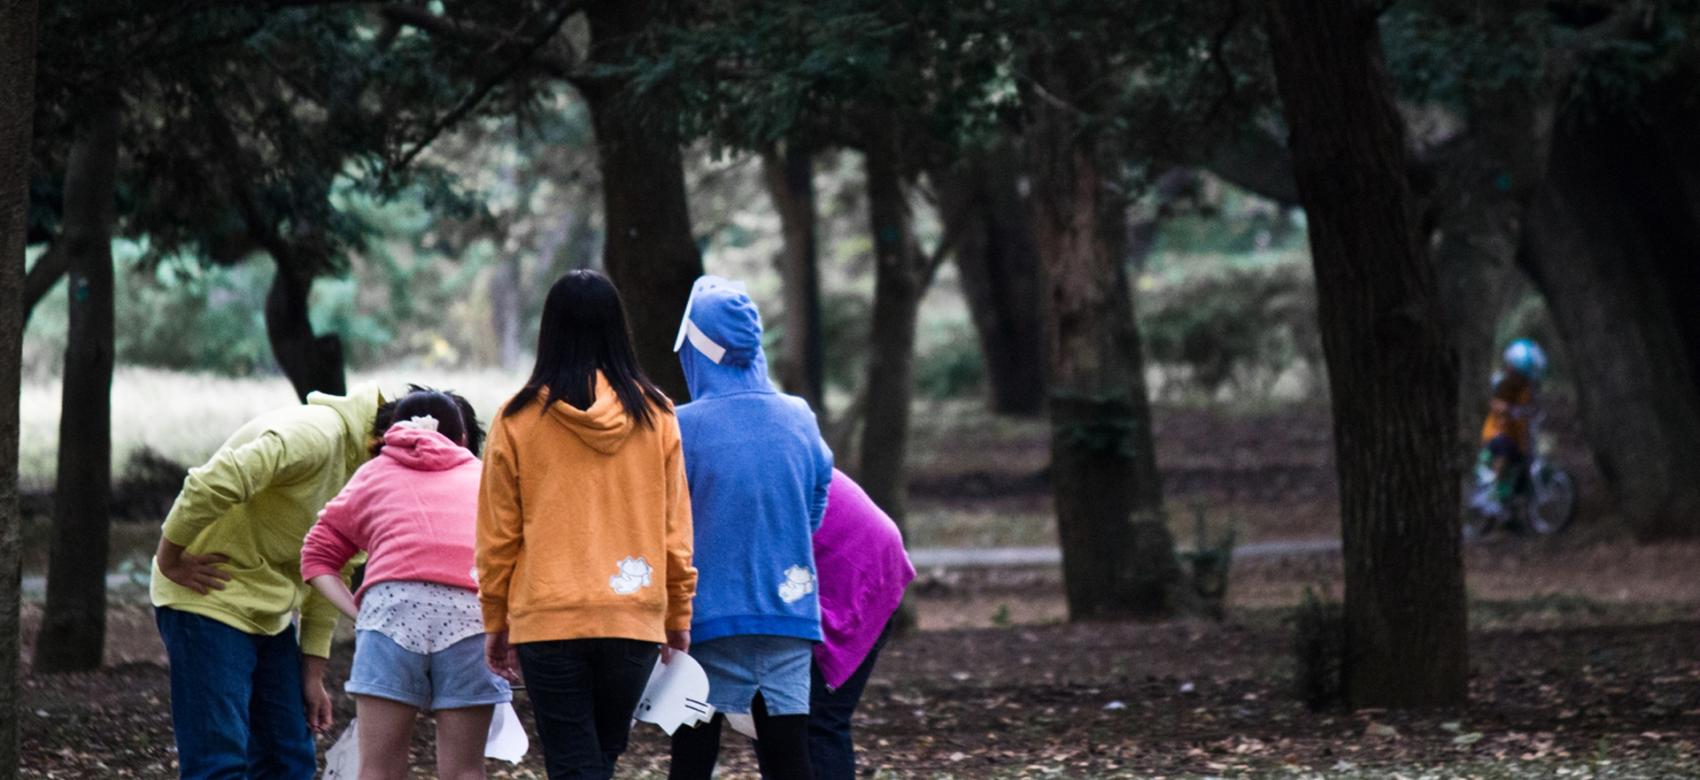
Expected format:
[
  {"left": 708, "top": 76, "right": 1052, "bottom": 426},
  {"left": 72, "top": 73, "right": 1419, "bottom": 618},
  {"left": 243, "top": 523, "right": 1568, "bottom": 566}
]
[{"left": 669, "top": 693, "right": 815, "bottom": 780}]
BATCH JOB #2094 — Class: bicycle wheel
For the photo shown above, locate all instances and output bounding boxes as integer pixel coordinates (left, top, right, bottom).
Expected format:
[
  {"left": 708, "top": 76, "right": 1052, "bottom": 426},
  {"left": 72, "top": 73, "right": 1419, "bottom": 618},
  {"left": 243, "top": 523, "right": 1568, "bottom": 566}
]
[{"left": 1526, "top": 464, "right": 1577, "bottom": 535}]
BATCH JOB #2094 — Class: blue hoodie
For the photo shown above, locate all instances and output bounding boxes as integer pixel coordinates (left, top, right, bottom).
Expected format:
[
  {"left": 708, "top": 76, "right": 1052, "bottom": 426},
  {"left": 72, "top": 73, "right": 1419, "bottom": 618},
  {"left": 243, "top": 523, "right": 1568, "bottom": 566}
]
[{"left": 676, "top": 281, "right": 833, "bottom": 644}]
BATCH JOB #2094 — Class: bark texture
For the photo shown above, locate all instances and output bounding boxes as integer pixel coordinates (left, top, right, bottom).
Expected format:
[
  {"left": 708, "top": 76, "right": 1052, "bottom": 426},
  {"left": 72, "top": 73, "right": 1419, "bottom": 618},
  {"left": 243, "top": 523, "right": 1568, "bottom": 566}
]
[
  {"left": 856, "top": 127, "right": 927, "bottom": 526},
  {"left": 762, "top": 145, "right": 825, "bottom": 411},
  {"left": 1520, "top": 92, "right": 1700, "bottom": 540},
  {"left": 1, "top": 0, "right": 39, "bottom": 770},
  {"left": 35, "top": 98, "right": 120, "bottom": 673},
  {"left": 264, "top": 255, "right": 346, "bottom": 401},
  {"left": 1025, "top": 42, "right": 1179, "bottom": 620},
  {"left": 938, "top": 143, "right": 1047, "bottom": 417},
  {"left": 1267, "top": 0, "right": 1468, "bottom": 707},
  {"left": 582, "top": 0, "right": 703, "bottom": 403}
]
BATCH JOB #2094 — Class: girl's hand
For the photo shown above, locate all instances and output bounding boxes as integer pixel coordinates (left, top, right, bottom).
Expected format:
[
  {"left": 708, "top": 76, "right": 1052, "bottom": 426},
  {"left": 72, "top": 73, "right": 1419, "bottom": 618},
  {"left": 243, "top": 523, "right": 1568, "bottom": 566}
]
[
  {"left": 155, "top": 538, "right": 231, "bottom": 594},
  {"left": 301, "top": 656, "right": 334, "bottom": 734},
  {"left": 486, "top": 631, "right": 521, "bottom": 684},
  {"left": 661, "top": 629, "right": 690, "bottom": 664},
  {"left": 306, "top": 574, "right": 359, "bottom": 621}
]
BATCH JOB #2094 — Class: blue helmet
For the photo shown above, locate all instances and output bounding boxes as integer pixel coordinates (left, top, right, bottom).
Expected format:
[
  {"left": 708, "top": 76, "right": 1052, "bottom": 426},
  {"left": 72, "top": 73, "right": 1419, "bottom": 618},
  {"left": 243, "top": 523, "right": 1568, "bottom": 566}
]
[{"left": 1503, "top": 338, "right": 1548, "bottom": 382}]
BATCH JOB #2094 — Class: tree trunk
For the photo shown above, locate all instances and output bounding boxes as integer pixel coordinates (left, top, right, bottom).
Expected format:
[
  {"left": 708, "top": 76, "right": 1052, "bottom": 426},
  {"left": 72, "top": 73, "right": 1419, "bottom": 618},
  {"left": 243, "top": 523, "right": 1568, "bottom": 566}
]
[
  {"left": 35, "top": 97, "right": 120, "bottom": 673},
  {"left": 856, "top": 129, "right": 925, "bottom": 527},
  {"left": 939, "top": 143, "right": 1047, "bottom": 417},
  {"left": 1267, "top": 0, "right": 1467, "bottom": 707},
  {"left": 1025, "top": 42, "right": 1179, "bottom": 620},
  {"left": 1, "top": 0, "right": 40, "bottom": 770},
  {"left": 264, "top": 254, "right": 346, "bottom": 402},
  {"left": 582, "top": 0, "right": 703, "bottom": 403},
  {"left": 1520, "top": 97, "right": 1700, "bottom": 540},
  {"left": 762, "top": 145, "right": 825, "bottom": 412}
]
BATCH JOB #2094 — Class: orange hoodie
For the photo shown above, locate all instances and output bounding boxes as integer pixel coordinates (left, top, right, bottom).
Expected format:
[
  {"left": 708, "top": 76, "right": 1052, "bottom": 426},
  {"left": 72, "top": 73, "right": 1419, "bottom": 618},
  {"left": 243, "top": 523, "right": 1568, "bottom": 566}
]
[{"left": 477, "top": 373, "right": 696, "bottom": 645}]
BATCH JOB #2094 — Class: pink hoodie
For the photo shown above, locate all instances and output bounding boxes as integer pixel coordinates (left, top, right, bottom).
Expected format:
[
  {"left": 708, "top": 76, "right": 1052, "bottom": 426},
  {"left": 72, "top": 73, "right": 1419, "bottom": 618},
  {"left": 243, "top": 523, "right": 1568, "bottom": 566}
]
[
  {"left": 813, "top": 470, "right": 916, "bottom": 688},
  {"left": 301, "top": 424, "right": 482, "bottom": 602}
]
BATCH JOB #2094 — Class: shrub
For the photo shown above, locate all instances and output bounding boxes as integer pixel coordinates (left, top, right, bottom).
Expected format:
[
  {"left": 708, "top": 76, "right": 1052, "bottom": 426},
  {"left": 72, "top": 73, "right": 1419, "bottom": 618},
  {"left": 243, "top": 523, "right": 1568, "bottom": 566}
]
[
  {"left": 1292, "top": 586, "right": 1346, "bottom": 710},
  {"left": 1139, "top": 261, "right": 1324, "bottom": 401}
]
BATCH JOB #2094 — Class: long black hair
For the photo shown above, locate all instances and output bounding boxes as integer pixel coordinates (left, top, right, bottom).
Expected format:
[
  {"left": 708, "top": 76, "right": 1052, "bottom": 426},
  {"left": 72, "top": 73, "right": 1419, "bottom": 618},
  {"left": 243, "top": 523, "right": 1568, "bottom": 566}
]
[
  {"left": 503, "top": 270, "right": 671, "bottom": 428},
  {"left": 371, "top": 385, "right": 486, "bottom": 456}
]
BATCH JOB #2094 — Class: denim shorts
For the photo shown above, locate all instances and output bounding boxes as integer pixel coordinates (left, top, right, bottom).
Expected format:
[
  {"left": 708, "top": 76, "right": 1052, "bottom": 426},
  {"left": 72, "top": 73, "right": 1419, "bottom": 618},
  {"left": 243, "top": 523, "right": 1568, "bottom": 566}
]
[
  {"left": 346, "top": 630, "right": 512, "bottom": 712},
  {"left": 691, "top": 635, "right": 814, "bottom": 716}
]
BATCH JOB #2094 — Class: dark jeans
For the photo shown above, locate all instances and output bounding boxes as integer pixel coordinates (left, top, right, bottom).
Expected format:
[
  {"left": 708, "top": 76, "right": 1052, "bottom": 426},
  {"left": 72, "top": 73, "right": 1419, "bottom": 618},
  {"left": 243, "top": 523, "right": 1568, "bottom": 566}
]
[
  {"left": 516, "top": 638, "right": 658, "bottom": 780},
  {"left": 154, "top": 607, "right": 317, "bottom": 780},
  {"left": 808, "top": 636, "right": 886, "bottom": 780},
  {"left": 668, "top": 693, "right": 814, "bottom": 780}
]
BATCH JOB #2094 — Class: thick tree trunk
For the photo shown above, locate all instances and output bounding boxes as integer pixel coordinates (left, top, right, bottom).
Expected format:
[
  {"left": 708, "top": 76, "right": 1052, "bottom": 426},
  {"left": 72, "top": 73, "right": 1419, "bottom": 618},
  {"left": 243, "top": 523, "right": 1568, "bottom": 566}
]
[
  {"left": 1267, "top": 0, "right": 1467, "bottom": 707},
  {"left": 1520, "top": 99, "right": 1700, "bottom": 540},
  {"left": 35, "top": 98, "right": 120, "bottom": 673},
  {"left": 857, "top": 130, "right": 925, "bottom": 527},
  {"left": 939, "top": 143, "right": 1047, "bottom": 417},
  {"left": 762, "top": 144, "right": 825, "bottom": 411},
  {"left": 264, "top": 255, "right": 346, "bottom": 402},
  {"left": 1, "top": 0, "right": 40, "bottom": 770},
  {"left": 1025, "top": 44, "right": 1179, "bottom": 620},
  {"left": 582, "top": 0, "right": 703, "bottom": 403}
]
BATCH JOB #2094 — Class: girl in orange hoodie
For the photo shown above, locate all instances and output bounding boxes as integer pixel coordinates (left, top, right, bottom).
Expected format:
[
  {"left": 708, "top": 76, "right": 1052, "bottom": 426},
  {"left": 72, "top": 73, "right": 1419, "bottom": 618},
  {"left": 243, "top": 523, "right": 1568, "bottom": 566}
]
[{"left": 477, "top": 270, "right": 697, "bottom": 780}]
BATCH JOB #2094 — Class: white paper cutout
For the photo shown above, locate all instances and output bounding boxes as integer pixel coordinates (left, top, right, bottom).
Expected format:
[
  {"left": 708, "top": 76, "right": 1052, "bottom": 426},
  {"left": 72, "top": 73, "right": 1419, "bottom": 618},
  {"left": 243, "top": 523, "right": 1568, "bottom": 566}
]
[
  {"left": 673, "top": 275, "right": 749, "bottom": 355},
  {"left": 633, "top": 652, "right": 715, "bottom": 735},
  {"left": 726, "top": 712, "right": 759, "bottom": 740},
  {"left": 484, "top": 702, "right": 529, "bottom": 763},
  {"left": 778, "top": 565, "right": 816, "bottom": 604},
  {"left": 609, "top": 556, "right": 653, "bottom": 595},
  {"left": 323, "top": 719, "right": 360, "bottom": 779}
]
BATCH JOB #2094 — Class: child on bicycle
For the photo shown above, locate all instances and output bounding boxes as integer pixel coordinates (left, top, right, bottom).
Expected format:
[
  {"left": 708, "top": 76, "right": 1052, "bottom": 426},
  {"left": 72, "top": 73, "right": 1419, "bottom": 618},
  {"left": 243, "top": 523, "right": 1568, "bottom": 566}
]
[{"left": 1475, "top": 338, "right": 1548, "bottom": 518}]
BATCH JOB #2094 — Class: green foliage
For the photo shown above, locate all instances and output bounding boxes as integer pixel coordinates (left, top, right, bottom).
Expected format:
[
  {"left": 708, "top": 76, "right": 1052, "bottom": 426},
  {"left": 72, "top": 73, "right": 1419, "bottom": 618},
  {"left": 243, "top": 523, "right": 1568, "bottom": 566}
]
[
  {"left": 915, "top": 321, "right": 984, "bottom": 401},
  {"left": 1292, "top": 586, "right": 1345, "bottom": 711},
  {"left": 1139, "top": 260, "right": 1321, "bottom": 401}
]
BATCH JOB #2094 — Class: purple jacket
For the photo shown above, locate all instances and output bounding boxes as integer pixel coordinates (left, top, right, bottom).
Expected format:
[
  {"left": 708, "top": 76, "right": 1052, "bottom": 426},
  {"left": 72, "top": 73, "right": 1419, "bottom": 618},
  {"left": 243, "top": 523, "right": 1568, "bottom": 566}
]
[{"left": 813, "top": 469, "right": 916, "bottom": 688}]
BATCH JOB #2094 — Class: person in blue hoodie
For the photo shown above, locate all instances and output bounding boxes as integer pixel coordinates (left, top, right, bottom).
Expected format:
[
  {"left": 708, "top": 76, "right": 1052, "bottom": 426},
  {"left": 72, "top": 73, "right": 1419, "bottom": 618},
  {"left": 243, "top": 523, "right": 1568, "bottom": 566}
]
[{"left": 667, "top": 276, "right": 833, "bottom": 780}]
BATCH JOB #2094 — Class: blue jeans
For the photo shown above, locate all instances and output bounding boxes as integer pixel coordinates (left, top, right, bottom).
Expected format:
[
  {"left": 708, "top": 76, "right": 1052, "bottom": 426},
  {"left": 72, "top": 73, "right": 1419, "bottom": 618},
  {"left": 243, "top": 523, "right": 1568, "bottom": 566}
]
[
  {"left": 155, "top": 607, "right": 317, "bottom": 780},
  {"left": 807, "top": 634, "right": 886, "bottom": 780}
]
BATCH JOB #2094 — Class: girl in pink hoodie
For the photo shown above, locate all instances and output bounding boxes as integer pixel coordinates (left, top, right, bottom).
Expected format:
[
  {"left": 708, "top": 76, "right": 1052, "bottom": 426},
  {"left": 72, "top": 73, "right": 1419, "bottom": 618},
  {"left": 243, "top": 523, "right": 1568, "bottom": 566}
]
[{"left": 301, "top": 388, "right": 508, "bottom": 780}]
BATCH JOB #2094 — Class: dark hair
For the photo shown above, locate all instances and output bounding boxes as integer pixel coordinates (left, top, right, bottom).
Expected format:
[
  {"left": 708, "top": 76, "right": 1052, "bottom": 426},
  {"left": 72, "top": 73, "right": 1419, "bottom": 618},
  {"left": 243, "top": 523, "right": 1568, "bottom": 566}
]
[
  {"left": 370, "top": 385, "right": 486, "bottom": 456},
  {"left": 504, "top": 270, "right": 671, "bottom": 428}
]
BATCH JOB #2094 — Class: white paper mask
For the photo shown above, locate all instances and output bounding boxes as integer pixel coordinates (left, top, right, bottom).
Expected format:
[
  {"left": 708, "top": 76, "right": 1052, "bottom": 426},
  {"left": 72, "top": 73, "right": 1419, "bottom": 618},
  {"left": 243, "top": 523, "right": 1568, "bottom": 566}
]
[{"left": 633, "top": 651, "right": 715, "bottom": 735}]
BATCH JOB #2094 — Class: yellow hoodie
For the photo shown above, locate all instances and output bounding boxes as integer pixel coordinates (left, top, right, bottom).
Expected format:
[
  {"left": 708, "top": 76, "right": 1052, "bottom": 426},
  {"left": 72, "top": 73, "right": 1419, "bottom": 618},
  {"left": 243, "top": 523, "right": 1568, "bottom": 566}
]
[
  {"left": 478, "top": 374, "right": 696, "bottom": 645},
  {"left": 150, "top": 386, "right": 379, "bottom": 658}
]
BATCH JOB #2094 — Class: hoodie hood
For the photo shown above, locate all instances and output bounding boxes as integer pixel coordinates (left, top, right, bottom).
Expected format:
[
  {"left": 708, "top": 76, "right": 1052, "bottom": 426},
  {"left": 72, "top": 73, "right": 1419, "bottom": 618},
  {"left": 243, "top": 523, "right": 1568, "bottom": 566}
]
[
  {"left": 675, "top": 277, "right": 773, "bottom": 400},
  {"left": 544, "top": 372, "right": 637, "bottom": 455},
  {"left": 379, "top": 423, "right": 476, "bottom": 471},
  {"left": 308, "top": 383, "right": 383, "bottom": 472}
]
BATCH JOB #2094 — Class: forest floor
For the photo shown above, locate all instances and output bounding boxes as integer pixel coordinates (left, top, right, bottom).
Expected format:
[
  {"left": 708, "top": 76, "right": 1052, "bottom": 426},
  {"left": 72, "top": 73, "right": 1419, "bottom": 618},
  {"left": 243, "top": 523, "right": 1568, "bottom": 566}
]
[{"left": 19, "top": 400, "right": 1700, "bottom": 778}]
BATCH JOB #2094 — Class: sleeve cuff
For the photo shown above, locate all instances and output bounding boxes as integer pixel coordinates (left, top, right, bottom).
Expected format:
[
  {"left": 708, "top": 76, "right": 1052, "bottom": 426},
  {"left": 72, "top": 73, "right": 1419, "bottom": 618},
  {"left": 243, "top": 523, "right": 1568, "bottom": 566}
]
[
  {"left": 299, "top": 564, "right": 340, "bottom": 582},
  {"left": 480, "top": 600, "right": 508, "bottom": 633},
  {"left": 298, "top": 620, "right": 337, "bottom": 658}
]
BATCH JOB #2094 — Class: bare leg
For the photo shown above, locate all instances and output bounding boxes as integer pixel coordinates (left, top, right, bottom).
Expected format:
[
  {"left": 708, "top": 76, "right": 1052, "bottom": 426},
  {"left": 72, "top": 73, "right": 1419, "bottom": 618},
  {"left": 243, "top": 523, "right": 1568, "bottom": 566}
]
[
  {"left": 356, "top": 695, "right": 418, "bottom": 780},
  {"left": 434, "top": 705, "right": 495, "bottom": 780}
]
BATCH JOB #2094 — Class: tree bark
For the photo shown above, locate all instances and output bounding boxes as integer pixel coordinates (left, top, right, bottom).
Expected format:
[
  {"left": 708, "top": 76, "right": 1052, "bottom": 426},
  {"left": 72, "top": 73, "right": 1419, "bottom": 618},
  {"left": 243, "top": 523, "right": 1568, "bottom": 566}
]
[
  {"left": 1, "top": 0, "right": 40, "bottom": 769},
  {"left": 762, "top": 144, "right": 825, "bottom": 411},
  {"left": 1520, "top": 96, "right": 1700, "bottom": 540},
  {"left": 856, "top": 127, "right": 926, "bottom": 527},
  {"left": 582, "top": 0, "right": 703, "bottom": 403},
  {"left": 1025, "top": 42, "right": 1179, "bottom": 620},
  {"left": 264, "top": 253, "right": 346, "bottom": 401},
  {"left": 939, "top": 143, "right": 1047, "bottom": 417},
  {"left": 35, "top": 97, "right": 120, "bottom": 673},
  {"left": 1266, "top": 0, "right": 1467, "bottom": 707}
]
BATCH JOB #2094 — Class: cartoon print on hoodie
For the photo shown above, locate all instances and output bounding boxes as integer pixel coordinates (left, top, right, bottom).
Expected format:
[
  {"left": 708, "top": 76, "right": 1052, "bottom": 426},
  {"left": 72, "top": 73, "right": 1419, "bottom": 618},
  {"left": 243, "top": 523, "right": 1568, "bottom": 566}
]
[
  {"left": 610, "top": 556, "right": 654, "bottom": 595},
  {"left": 778, "top": 565, "right": 816, "bottom": 604}
]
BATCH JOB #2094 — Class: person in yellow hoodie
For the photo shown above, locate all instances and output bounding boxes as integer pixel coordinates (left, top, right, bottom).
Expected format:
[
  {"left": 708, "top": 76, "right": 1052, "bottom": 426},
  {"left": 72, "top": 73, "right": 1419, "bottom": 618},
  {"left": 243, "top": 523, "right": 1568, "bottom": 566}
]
[
  {"left": 478, "top": 270, "right": 696, "bottom": 780},
  {"left": 150, "top": 384, "right": 381, "bottom": 780}
]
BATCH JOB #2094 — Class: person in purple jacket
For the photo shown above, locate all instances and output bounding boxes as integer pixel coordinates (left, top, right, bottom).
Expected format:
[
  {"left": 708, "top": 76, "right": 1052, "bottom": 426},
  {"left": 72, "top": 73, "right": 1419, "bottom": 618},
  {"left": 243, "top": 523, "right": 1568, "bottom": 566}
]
[{"left": 808, "top": 470, "right": 916, "bottom": 780}]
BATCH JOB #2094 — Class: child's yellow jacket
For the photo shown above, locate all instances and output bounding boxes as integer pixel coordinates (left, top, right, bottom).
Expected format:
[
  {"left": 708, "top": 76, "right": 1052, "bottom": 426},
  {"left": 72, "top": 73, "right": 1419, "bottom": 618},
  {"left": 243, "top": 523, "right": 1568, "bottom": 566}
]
[{"left": 150, "top": 386, "right": 379, "bottom": 658}]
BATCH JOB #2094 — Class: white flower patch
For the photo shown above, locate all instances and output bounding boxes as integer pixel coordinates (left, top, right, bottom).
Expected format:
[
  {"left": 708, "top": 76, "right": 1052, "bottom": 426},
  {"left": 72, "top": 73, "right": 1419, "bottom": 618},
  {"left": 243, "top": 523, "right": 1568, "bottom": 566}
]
[
  {"left": 609, "top": 556, "right": 654, "bottom": 595},
  {"left": 778, "top": 565, "right": 816, "bottom": 604}
]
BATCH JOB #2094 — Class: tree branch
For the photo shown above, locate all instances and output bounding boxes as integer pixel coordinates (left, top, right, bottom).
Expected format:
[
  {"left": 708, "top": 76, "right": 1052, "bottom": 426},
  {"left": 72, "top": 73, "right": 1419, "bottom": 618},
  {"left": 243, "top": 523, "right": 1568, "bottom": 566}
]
[
  {"left": 379, "top": 4, "right": 580, "bottom": 78},
  {"left": 23, "top": 242, "right": 68, "bottom": 328}
]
